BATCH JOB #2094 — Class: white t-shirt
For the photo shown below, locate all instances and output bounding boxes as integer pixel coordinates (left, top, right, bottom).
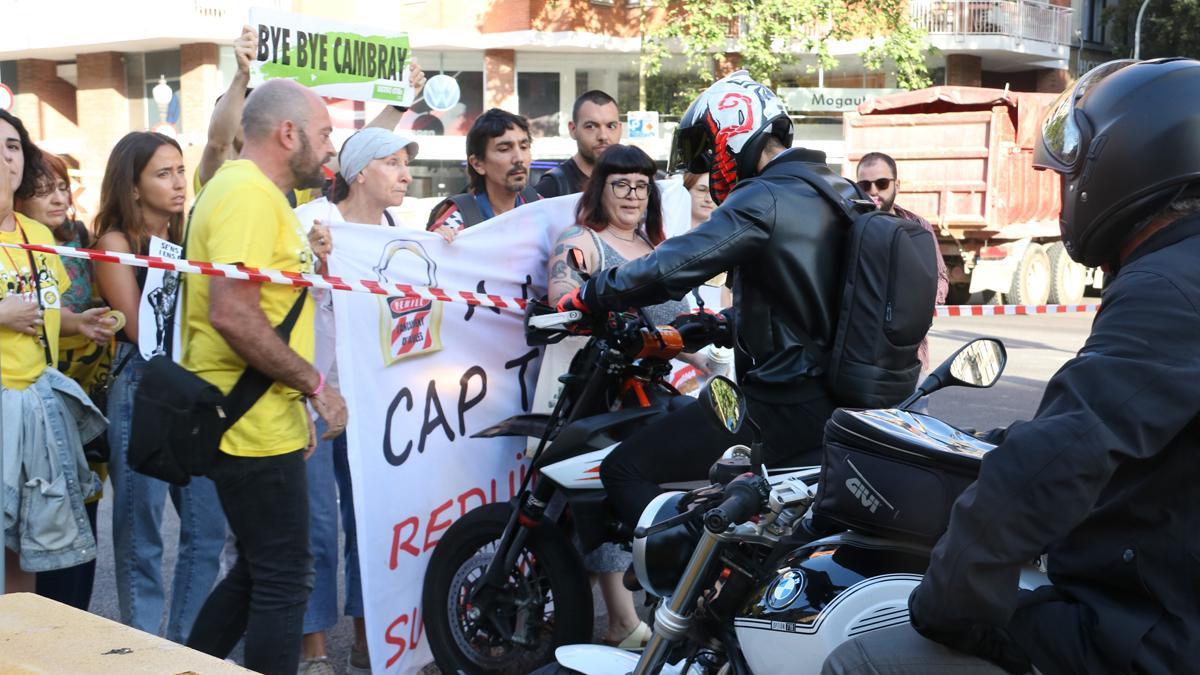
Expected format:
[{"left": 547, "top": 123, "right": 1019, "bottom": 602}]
[{"left": 295, "top": 197, "right": 404, "bottom": 393}]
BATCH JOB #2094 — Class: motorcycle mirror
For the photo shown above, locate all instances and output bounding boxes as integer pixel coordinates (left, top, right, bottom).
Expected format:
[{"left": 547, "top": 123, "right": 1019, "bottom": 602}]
[
  {"left": 701, "top": 375, "right": 747, "bottom": 434},
  {"left": 565, "top": 247, "right": 590, "bottom": 282},
  {"left": 902, "top": 338, "right": 1007, "bottom": 409}
]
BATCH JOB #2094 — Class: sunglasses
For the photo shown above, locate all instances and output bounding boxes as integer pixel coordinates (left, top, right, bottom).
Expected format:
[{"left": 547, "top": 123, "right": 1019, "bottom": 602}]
[{"left": 856, "top": 178, "right": 894, "bottom": 192}]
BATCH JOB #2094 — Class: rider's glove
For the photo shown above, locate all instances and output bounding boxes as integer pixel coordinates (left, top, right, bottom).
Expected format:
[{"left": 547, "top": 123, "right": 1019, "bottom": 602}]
[
  {"left": 556, "top": 287, "right": 592, "bottom": 334},
  {"left": 671, "top": 309, "right": 732, "bottom": 353}
]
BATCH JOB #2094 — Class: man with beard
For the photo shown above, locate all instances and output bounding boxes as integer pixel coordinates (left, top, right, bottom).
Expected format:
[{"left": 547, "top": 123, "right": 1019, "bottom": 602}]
[
  {"left": 534, "top": 90, "right": 621, "bottom": 198},
  {"left": 182, "top": 78, "right": 348, "bottom": 674},
  {"left": 856, "top": 151, "right": 947, "bottom": 379},
  {"left": 427, "top": 108, "right": 539, "bottom": 240}
]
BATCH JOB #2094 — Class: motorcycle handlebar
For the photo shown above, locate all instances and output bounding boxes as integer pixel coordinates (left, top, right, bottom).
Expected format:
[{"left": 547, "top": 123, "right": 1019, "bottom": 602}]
[{"left": 702, "top": 474, "right": 770, "bottom": 533}]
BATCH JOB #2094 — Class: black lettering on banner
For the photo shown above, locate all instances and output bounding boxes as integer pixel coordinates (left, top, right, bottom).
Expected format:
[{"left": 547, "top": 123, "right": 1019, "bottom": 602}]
[
  {"left": 464, "top": 280, "right": 501, "bottom": 322},
  {"left": 383, "top": 387, "right": 414, "bottom": 466},
  {"left": 387, "top": 47, "right": 398, "bottom": 81},
  {"left": 520, "top": 274, "right": 534, "bottom": 301},
  {"left": 458, "top": 366, "right": 487, "bottom": 435},
  {"left": 269, "top": 26, "right": 291, "bottom": 65},
  {"left": 505, "top": 348, "right": 539, "bottom": 412},
  {"left": 316, "top": 33, "right": 329, "bottom": 70},
  {"left": 420, "top": 380, "right": 455, "bottom": 454},
  {"left": 296, "top": 30, "right": 308, "bottom": 67},
  {"left": 256, "top": 25, "right": 271, "bottom": 62},
  {"left": 367, "top": 42, "right": 377, "bottom": 78},
  {"left": 332, "top": 37, "right": 343, "bottom": 74},
  {"left": 353, "top": 40, "right": 366, "bottom": 77}
]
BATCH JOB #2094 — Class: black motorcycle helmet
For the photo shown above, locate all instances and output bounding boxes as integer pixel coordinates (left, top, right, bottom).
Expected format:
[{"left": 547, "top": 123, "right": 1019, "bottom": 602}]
[{"left": 1033, "top": 58, "right": 1200, "bottom": 267}]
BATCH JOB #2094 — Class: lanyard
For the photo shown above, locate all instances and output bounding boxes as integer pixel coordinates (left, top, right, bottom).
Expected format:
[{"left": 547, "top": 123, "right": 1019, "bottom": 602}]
[{"left": 2, "top": 219, "right": 54, "bottom": 366}]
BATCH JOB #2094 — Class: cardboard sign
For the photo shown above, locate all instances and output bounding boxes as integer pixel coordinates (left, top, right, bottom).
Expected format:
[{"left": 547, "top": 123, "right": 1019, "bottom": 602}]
[{"left": 249, "top": 7, "right": 413, "bottom": 105}]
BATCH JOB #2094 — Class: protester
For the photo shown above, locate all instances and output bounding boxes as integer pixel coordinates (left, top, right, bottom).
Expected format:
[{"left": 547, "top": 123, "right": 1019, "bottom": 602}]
[
  {"left": 534, "top": 90, "right": 622, "bottom": 198},
  {"left": 15, "top": 151, "right": 107, "bottom": 611},
  {"left": 683, "top": 170, "right": 715, "bottom": 228},
  {"left": 557, "top": 71, "right": 853, "bottom": 531},
  {"left": 544, "top": 144, "right": 689, "bottom": 649},
  {"left": 197, "top": 25, "right": 426, "bottom": 205},
  {"left": 823, "top": 58, "right": 1200, "bottom": 675},
  {"left": 0, "top": 110, "right": 113, "bottom": 594},
  {"left": 181, "top": 79, "right": 348, "bottom": 675},
  {"left": 293, "top": 127, "right": 419, "bottom": 675},
  {"left": 856, "top": 151, "right": 948, "bottom": 376},
  {"left": 91, "top": 131, "right": 228, "bottom": 641},
  {"left": 427, "top": 108, "right": 539, "bottom": 239}
]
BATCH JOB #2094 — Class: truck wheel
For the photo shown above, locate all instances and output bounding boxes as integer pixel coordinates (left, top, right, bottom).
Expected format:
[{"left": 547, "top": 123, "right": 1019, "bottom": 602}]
[
  {"left": 1047, "top": 242, "right": 1086, "bottom": 305},
  {"left": 1008, "top": 243, "right": 1051, "bottom": 306}
]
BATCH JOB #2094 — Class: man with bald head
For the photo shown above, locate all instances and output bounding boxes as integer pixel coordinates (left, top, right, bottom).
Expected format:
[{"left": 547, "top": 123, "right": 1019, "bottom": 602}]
[{"left": 182, "top": 79, "right": 348, "bottom": 674}]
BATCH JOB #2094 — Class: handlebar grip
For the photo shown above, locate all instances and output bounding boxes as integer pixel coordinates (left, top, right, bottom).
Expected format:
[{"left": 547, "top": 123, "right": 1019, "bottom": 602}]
[{"left": 703, "top": 475, "right": 769, "bottom": 533}]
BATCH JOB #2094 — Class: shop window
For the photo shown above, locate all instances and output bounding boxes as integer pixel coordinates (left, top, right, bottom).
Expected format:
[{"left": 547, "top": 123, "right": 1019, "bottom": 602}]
[{"left": 518, "top": 72, "right": 561, "bottom": 137}]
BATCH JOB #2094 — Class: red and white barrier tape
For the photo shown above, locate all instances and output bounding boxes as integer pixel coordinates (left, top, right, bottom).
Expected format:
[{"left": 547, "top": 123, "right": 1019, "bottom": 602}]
[
  {"left": 935, "top": 303, "right": 1099, "bottom": 317},
  {"left": 0, "top": 241, "right": 528, "bottom": 311},
  {"left": 1, "top": 241, "right": 1101, "bottom": 318}
]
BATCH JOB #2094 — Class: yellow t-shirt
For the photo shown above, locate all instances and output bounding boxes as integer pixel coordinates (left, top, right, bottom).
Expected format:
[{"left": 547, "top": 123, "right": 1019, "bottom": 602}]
[
  {"left": 181, "top": 160, "right": 316, "bottom": 457},
  {"left": 0, "top": 214, "right": 70, "bottom": 390},
  {"left": 195, "top": 168, "right": 319, "bottom": 207}
]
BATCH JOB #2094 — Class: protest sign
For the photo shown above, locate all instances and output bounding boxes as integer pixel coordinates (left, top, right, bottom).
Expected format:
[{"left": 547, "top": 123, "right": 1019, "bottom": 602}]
[
  {"left": 329, "top": 184, "right": 690, "bottom": 673},
  {"left": 249, "top": 7, "right": 413, "bottom": 105},
  {"left": 138, "top": 235, "right": 182, "bottom": 360}
]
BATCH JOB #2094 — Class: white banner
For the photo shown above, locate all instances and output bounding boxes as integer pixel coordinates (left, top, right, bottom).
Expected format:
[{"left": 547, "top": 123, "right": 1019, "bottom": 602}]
[{"left": 330, "top": 184, "right": 690, "bottom": 673}]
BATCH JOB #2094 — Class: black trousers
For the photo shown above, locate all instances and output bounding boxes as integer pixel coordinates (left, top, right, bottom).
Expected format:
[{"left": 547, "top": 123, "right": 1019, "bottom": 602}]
[
  {"left": 600, "top": 391, "right": 834, "bottom": 529},
  {"left": 186, "top": 450, "right": 313, "bottom": 675}
]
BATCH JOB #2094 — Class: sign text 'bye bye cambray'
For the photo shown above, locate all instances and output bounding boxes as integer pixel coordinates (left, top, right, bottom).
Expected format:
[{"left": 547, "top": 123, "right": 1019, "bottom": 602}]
[{"left": 249, "top": 7, "right": 413, "bottom": 106}]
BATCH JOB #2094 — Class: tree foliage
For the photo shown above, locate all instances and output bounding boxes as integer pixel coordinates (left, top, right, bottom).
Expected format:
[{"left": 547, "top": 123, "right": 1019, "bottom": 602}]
[
  {"left": 641, "top": 0, "right": 932, "bottom": 100},
  {"left": 1103, "top": 0, "right": 1200, "bottom": 59}
]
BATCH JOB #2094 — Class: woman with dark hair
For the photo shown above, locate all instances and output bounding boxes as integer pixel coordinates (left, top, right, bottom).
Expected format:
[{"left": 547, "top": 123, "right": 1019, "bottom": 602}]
[
  {"left": 15, "top": 151, "right": 110, "bottom": 610},
  {"left": 92, "top": 131, "right": 227, "bottom": 643},
  {"left": 0, "top": 109, "right": 112, "bottom": 594},
  {"left": 541, "top": 144, "right": 689, "bottom": 649}
]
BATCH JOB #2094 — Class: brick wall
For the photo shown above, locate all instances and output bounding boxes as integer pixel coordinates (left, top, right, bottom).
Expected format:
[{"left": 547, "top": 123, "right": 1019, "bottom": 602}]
[
  {"left": 484, "top": 49, "right": 518, "bottom": 110},
  {"left": 945, "top": 54, "right": 982, "bottom": 87},
  {"left": 14, "top": 60, "right": 79, "bottom": 145},
  {"left": 76, "top": 52, "right": 129, "bottom": 222},
  {"left": 180, "top": 43, "right": 221, "bottom": 198}
]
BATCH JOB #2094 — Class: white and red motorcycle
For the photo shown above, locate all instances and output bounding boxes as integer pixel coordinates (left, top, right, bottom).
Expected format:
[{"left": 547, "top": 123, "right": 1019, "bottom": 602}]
[{"left": 541, "top": 338, "right": 1051, "bottom": 675}]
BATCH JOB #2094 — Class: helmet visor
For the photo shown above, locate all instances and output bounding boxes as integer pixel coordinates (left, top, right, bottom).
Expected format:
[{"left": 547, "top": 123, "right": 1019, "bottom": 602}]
[
  {"left": 668, "top": 124, "right": 714, "bottom": 175},
  {"left": 1038, "top": 60, "right": 1138, "bottom": 172}
]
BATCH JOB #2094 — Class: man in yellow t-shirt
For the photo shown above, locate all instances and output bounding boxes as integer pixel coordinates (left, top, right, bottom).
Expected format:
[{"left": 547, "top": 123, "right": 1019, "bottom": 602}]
[{"left": 182, "top": 78, "right": 347, "bottom": 674}]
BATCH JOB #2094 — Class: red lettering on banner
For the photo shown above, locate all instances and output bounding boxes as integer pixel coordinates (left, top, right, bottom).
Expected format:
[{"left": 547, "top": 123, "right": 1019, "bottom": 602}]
[
  {"left": 389, "top": 517, "right": 420, "bottom": 569},
  {"left": 383, "top": 606, "right": 426, "bottom": 668},
  {"left": 423, "top": 499, "right": 454, "bottom": 552},
  {"left": 387, "top": 463, "right": 529, "bottom": 562}
]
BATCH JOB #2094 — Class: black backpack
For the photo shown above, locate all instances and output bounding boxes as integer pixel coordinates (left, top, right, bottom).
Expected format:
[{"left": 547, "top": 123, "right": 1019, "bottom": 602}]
[
  {"left": 426, "top": 186, "right": 542, "bottom": 229},
  {"left": 792, "top": 166, "right": 940, "bottom": 408}
]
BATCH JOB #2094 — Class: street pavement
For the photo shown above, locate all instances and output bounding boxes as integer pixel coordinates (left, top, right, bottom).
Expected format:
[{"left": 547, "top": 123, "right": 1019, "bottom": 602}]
[{"left": 86, "top": 312, "right": 1095, "bottom": 673}]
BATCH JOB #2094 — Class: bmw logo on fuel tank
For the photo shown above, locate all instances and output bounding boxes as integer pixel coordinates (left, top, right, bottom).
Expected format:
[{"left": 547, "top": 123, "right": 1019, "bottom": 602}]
[{"left": 766, "top": 569, "right": 805, "bottom": 610}]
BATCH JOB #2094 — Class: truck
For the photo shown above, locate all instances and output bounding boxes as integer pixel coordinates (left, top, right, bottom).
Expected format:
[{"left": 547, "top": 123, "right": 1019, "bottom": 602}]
[{"left": 842, "top": 86, "right": 1100, "bottom": 305}]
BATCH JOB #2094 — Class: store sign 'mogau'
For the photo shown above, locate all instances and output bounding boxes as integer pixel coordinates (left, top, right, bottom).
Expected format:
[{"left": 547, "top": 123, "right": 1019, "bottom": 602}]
[{"left": 780, "top": 87, "right": 903, "bottom": 113}]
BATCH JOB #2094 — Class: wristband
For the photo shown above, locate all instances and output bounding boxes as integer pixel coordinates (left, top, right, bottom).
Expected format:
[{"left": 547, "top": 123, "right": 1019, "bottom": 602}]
[{"left": 308, "top": 372, "right": 326, "bottom": 398}]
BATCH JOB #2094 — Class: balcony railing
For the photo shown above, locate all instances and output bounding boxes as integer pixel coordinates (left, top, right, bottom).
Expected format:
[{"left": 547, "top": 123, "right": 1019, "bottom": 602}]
[{"left": 911, "top": 0, "right": 1073, "bottom": 46}]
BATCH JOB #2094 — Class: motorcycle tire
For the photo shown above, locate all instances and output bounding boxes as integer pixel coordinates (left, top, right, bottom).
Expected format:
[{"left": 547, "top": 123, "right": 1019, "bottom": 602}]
[{"left": 422, "top": 502, "right": 593, "bottom": 675}]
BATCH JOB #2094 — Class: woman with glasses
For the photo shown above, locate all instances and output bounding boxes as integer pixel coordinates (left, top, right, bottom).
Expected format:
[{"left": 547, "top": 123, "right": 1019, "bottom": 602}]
[{"left": 542, "top": 144, "right": 690, "bottom": 649}]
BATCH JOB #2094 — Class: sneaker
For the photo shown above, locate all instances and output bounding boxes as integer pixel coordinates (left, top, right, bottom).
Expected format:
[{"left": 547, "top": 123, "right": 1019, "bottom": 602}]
[
  {"left": 348, "top": 643, "right": 371, "bottom": 673},
  {"left": 298, "top": 656, "right": 337, "bottom": 675}
]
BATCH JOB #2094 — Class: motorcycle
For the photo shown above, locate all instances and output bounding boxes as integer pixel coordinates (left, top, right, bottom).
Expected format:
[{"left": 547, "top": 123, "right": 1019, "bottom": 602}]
[
  {"left": 543, "top": 337, "right": 1050, "bottom": 675},
  {"left": 421, "top": 265, "right": 730, "bottom": 674}
]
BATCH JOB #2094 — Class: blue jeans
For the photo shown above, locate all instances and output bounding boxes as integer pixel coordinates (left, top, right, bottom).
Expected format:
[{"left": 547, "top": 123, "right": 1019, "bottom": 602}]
[
  {"left": 187, "top": 449, "right": 313, "bottom": 675},
  {"left": 303, "top": 418, "right": 363, "bottom": 634},
  {"left": 107, "top": 342, "right": 227, "bottom": 642}
]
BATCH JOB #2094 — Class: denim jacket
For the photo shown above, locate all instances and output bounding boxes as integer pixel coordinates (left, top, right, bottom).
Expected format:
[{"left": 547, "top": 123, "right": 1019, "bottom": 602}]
[{"left": 2, "top": 367, "right": 105, "bottom": 572}]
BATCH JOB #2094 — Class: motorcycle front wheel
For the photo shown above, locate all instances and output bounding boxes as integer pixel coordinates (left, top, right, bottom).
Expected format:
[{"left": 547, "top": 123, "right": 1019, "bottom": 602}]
[{"left": 422, "top": 502, "right": 594, "bottom": 674}]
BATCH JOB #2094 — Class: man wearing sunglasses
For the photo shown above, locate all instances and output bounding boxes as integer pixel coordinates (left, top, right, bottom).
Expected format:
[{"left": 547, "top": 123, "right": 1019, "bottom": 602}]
[
  {"left": 857, "top": 152, "right": 948, "bottom": 381},
  {"left": 824, "top": 58, "right": 1200, "bottom": 675}
]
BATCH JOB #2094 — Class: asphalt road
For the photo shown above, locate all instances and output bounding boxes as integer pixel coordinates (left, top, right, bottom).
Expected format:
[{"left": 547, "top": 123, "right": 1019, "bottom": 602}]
[{"left": 85, "top": 312, "right": 1095, "bottom": 673}]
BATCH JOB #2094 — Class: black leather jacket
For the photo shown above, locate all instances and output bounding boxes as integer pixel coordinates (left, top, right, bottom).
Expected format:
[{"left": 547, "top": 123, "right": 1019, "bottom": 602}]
[
  {"left": 582, "top": 148, "right": 856, "bottom": 403},
  {"left": 910, "top": 215, "right": 1200, "bottom": 674}
]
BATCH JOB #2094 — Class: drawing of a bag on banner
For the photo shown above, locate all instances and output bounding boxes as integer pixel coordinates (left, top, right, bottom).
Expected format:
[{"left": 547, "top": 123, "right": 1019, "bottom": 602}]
[{"left": 373, "top": 237, "right": 443, "bottom": 364}]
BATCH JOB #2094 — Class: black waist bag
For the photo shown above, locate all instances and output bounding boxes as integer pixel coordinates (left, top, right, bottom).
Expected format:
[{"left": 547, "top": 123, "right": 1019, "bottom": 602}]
[
  {"left": 813, "top": 408, "right": 992, "bottom": 542},
  {"left": 127, "top": 289, "right": 308, "bottom": 486}
]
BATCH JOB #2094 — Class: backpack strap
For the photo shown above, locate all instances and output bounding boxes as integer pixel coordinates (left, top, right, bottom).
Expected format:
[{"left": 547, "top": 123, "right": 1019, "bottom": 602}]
[
  {"left": 450, "top": 193, "right": 485, "bottom": 228},
  {"left": 785, "top": 163, "right": 875, "bottom": 223},
  {"left": 550, "top": 164, "right": 572, "bottom": 196},
  {"left": 222, "top": 288, "right": 309, "bottom": 427},
  {"left": 383, "top": 209, "right": 396, "bottom": 227},
  {"left": 519, "top": 185, "right": 543, "bottom": 204}
]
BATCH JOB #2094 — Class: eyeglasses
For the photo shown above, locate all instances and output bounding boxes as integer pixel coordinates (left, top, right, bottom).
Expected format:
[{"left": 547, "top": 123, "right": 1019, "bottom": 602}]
[
  {"left": 856, "top": 178, "right": 894, "bottom": 192},
  {"left": 609, "top": 180, "right": 650, "bottom": 200},
  {"left": 32, "top": 182, "right": 70, "bottom": 199}
]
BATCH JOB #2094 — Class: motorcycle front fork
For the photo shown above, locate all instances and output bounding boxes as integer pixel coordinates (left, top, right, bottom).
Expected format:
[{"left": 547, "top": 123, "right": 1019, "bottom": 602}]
[{"left": 634, "top": 529, "right": 723, "bottom": 675}]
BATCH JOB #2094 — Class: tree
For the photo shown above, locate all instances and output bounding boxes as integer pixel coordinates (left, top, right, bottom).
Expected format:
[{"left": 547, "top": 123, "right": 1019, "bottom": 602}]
[
  {"left": 641, "top": 0, "right": 932, "bottom": 109},
  {"left": 1104, "top": 0, "right": 1200, "bottom": 59}
]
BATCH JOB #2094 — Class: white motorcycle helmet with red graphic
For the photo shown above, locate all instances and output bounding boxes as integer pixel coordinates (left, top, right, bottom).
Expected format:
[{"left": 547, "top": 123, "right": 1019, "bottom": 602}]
[{"left": 669, "top": 70, "right": 793, "bottom": 204}]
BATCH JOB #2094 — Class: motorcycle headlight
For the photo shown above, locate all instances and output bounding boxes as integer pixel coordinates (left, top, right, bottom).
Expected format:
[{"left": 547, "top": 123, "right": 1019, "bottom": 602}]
[{"left": 632, "top": 492, "right": 702, "bottom": 597}]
